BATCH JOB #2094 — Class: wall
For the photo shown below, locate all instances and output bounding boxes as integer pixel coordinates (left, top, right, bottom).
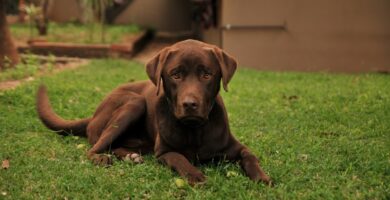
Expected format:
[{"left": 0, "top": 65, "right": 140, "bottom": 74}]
[
  {"left": 204, "top": 0, "right": 390, "bottom": 72},
  {"left": 46, "top": 0, "right": 83, "bottom": 22},
  {"left": 114, "top": 0, "right": 192, "bottom": 32},
  {"left": 46, "top": 0, "right": 192, "bottom": 32}
]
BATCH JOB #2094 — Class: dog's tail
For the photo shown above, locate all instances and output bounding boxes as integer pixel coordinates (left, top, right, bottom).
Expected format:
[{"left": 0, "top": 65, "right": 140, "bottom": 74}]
[{"left": 36, "top": 85, "right": 91, "bottom": 137}]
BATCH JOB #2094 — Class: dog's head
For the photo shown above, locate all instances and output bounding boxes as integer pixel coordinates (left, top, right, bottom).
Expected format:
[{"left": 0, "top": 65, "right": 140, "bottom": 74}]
[{"left": 146, "top": 39, "right": 237, "bottom": 127}]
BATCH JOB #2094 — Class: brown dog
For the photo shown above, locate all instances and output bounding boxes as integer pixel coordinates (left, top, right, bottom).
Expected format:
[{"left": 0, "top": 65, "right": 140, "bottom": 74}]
[{"left": 37, "top": 39, "right": 271, "bottom": 185}]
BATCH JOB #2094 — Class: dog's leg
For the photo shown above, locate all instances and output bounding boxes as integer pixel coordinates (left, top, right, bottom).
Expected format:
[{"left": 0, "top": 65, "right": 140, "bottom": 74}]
[
  {"left": 87, "top": 95, "right": 146, "bottom": 166},
  {"left": 239, "top": 148, "right": 272, "bottom": 185},
  {"left": 158, "top": 152, "right": 206, "bottom": 185},
  {"left": 225, "top": 142, "right": 272, "bottom": 185}
]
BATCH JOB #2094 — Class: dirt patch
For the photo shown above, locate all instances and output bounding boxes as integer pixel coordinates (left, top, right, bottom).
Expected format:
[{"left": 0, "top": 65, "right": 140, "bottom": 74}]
[{"left": 0, "top": 56, "right": 89, "bottom": 91}]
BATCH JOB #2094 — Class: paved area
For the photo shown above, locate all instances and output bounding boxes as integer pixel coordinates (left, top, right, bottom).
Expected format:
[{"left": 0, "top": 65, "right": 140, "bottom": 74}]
[
  {"left": 133, "top": 32, "right": 192, "bottom": 64},
  {"left": 133, "top": 39, "right": 173, "bottom": 64}
]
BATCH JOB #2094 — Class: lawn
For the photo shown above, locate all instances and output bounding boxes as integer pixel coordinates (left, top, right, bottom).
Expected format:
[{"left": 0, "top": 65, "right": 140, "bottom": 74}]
[
  {"left": 10, "top": 22, "right": 140, "bottom": 44},
  {"left": 0, "top": 54, "right": 56, "bottom": 82},
  {"left": 0, "top": 59, "right": 389, "bottom": 199}
]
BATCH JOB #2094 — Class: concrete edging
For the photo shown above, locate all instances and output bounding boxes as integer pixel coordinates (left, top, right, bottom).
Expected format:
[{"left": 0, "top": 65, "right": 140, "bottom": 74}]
[{"left": 18, "top": 30, "right": 154, "bottom": 59}]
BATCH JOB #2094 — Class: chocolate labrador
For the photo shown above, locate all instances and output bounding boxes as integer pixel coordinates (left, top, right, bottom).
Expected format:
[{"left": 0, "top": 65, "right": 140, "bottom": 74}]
[{"left": 37, "top": 39, "right": 271, "bottom": 185}]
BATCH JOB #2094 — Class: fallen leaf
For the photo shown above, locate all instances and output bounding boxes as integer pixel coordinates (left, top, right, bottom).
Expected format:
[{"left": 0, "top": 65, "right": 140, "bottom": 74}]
[
  {"left": 76, "top": 144, "right": 85, "bottom": 149},
  {"left": 26, "top": 77, "right": 35, "bottom": 81},
  {"left": 282, "top": 94, "right": 299, "bottom": 101},
  {"left": 1, "top": 191, "right": 7, "bottom": 196},
  {"left": 174, "top": 178, "right": 186, "bottom": 188},
  {"left": 226, "top": 171, "right": 239, "bottom": 177},
  {"left": 298, "top": 154, "right": 308, "bottom": 161},
  {"left": 2, "top": 159, "right": 9, "bottom": 169}
]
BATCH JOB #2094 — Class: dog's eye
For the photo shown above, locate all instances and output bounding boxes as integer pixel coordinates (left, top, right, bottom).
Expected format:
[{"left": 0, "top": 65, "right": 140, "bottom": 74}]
[
  {"left": 171, "top": 72, "right": 182, "bottom": 80},
  {"left": 202, "top": 72, "right": 212, "bottom": 79}
]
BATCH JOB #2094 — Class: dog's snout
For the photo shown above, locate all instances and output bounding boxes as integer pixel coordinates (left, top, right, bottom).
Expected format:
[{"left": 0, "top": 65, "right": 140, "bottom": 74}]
[{"left": 183, "top": 97, "right": 198, "bottom": 110}]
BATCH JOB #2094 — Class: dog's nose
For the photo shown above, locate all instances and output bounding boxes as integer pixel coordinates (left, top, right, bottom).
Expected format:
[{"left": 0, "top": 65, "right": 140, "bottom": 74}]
[{"left": 183, "top": 98, "right": 198, "bottom": 110}]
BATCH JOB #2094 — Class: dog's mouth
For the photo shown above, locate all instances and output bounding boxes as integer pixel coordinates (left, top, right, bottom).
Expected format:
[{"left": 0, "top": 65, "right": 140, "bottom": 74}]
[{"left": 179, "top": 116, "right": 206, "bottom": 127}]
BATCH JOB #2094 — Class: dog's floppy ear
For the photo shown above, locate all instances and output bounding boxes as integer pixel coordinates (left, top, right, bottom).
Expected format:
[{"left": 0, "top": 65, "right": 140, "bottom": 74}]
[
  {"left": 205, "top": 46, "right": 237, "bottom": 92},
  {"left": 146, "top": 47, "right": 175, "bottom": 95}
]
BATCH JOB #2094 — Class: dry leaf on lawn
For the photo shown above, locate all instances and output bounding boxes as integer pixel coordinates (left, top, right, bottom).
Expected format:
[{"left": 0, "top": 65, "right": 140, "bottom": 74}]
[{"left": 2, "top": 159, "right": 10, "bottom": 169}]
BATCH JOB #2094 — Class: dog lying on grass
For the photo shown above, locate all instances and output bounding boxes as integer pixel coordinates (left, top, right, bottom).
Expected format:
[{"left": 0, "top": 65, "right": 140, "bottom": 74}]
[{"left": 37, "top": 39, "right": 271, "bottom": 185}]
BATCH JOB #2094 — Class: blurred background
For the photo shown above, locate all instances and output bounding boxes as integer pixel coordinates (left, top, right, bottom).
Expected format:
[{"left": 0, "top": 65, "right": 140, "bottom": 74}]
[{"left": 2, "top": 0, "right": 390, "bottom": 73}]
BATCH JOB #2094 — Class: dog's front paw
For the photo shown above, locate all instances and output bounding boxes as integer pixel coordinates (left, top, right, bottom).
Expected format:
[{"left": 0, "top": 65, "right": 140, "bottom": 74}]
[
  {"left": 186, "top": 170, "right": 206, "bottom": 186},
  {"left": 90, "top": 154, "right": 113, "bottom": 166},
  {"left": 250, "top": 173, "right": 273, "bottom": 186},
  {"left": 124, "top": 153, "right": 144, "bottom": 164},
  {"left": 261, "top": 176, "right": 274, "bottom": 187}
]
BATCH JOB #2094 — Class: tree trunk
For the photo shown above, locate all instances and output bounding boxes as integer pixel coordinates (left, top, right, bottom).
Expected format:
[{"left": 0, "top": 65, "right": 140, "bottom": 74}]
[{"left": 0, "top": 0, "right": 20, "bottom": 70}]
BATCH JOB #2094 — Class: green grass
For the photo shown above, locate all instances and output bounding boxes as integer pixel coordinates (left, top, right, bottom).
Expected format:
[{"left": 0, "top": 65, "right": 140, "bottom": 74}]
[
  {"left": 10, "top": 22, "right": 140, "bottom": 44},
  {"left": 0, "top": 54, "right": 55, "bottom": 82},
  {"left": 0, "top": 59, "right": 389, "bottom": 199}
]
